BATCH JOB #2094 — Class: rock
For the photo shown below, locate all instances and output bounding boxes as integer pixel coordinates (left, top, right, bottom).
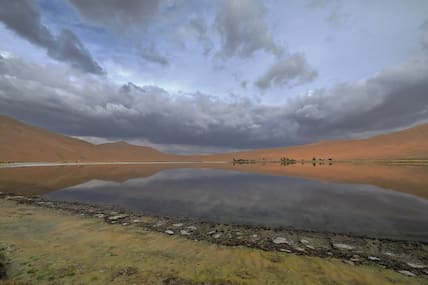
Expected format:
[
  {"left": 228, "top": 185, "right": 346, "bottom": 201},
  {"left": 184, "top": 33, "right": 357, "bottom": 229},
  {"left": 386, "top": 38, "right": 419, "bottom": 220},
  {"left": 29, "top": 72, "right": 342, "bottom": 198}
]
[
  {"left": 294, "top": 246, "right": 305, "bottom": 252},
  {"left": 368, "top": 256, "right": 381, "bottom": 261},
  {"left": 108, "top": 214, "right": 128, "bottom": 221},
  {"left": 406, "top": 262, "right": 426, "bottom": 269},
  {"left": 187, "top": 226, "right": 197, "bottom": 231},
  {"left": 165, "top": 230, "right": 174, "bottom": 235},
  {"left": 332, "top": 242, "right": 355, "bottom": 250},
  {"left": 121, "top": 223, "right": 129, "bottom": 226},
  {"left": 207, "top": 231, "right": 216, "bottom": 235},
  {"left": 279, "top": 248, "right": 292, "bottom": 253},
  {"left": 173, "top": 223, "right": 184, "bottom": 227},
  {"left": 213, "top": 233, "right": 222, "bottom": 239},
  {"left": 300, "top": 239, "right": 309, "bottom": 244},
  {"left": 398, "top": 270, "right": 416, "bottom": 277},
  {"left": 306, "top": 245, "right": 315, "bottom": 250},
  {"left": 94, "top": 214, "right": 105, "bottom": 218},
  {"left": 272, "top": 237, "right": 290, "bottom": 245},
  {"left": 180, "top": 230, "right": 190, "bottom": 235},
  {"left": 132, "top": 219, "right": 141, "bottom": 223},
  {"left": 153, "top": 223, "right": 163, "bottom": 228},
  {"left": 343, "top": 260, "right": 355, "bottom": 266}
]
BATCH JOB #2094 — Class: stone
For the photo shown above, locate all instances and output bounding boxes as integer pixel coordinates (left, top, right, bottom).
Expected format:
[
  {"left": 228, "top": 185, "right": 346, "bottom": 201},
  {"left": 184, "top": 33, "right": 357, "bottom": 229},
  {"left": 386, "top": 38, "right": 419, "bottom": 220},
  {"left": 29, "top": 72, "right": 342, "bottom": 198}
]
[
  {"left": 207, "top": 231, "right": 216, "bottom": 235},
  {"left": 108, "top": 214, "right": 128, "bottom": 221},
  {"left": 306, "top": 245, "right": 315, "bottom": 250},
  {"left": 165, "top": 230, "right": 174, "bottom": 235},
  {"left": 279, "top": 248, "right": 292, "bottom": 253},
  {"left": 294, "top": 246, "right": 305, "bottom": 252},
  {"left": 368, "top": 256, "right": 381, "bottom": 261},
  {"left": 332, "top": 242, "right": 355, "bottom": 250},
  {"left": 94, "top": 214, "right": 106, "bottom": 218},
  {"left": 132, "top": 219, "right": 141, "bottom": 223},
  {"left": 213, "top": 233, "right": 222, "bottom": 239},
  {"left": 343, "top": 260, "right": 355, "bottom": 266},
  {"left": 406, "top": 262, "right": 426, "bottom": 269},
  {"left": 180, "top": 230, "right": 190, "bottom": 235},
  {"left": 272, "top": 237, "right": 290, "bottom": 245},
  {"left": 300, "top": 239, "right": 309, "bottom": 244},
  {"left": 187, "top": 226, "right": 197, "bottom": 230},
  {"left": 398, "top": 270, "right": 416, "bottom": 277},
  {"left": 121, "top": 223, "right": 129, "bottom": 226},
  {"left": 173, "top": 223, "right": 184, "bottom": 227}
]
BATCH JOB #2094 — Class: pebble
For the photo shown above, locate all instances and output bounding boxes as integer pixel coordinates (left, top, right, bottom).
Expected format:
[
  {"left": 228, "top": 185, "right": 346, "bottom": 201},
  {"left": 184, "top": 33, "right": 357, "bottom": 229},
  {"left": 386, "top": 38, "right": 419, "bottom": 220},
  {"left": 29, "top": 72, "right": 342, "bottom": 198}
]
[
  {"left": 398, "top": 270, "right": 416, "bottom": 277},
  {"left": 272, "top": 237, "right": 290, "bottom": 245},
  {"left": 279, "top": 248, "right": 292, "bottom": 253},
  {"left": 94, "top": 214, "right": 106, "bottom": 218},
  {"left": 165, "top": 230, "right": 174, "bottom": 235},
  {"left": 121, "top": 223, "right": 129, "bottom": 226},
  {"left": 207, "top": 231, "right": 216, "bottom": 235},
  {"left": 173, "top": 223, "right": 184, "bottom": 227},
  {"left": 306, "top": 245, "right": 315, "bottom": 250},
  {"left": 187, "top": 226, "right": 197, "bottom": 230},
  {"left": 406, "top": 262, "right": 426, "bottom": 269},
  {"left": 213, "top": 233, "right": 222, "bottom": 239},
  {"left": 180, "top": 230, "right": 190, "bottom": 235},
  {"left": 294, "top": 246, "right": 305, "bottom": 252},
  {"left": 332, "top": 242, "right": 355, "bottom": 250},
  {"left": 368, "top": 256, "right": 381, "bottom": 261},
  {"left": 132, "top": 219, "right": 141, "bottom": 223},
  {"left": 108, "top": 214, "right": 128, "bottom": 221},
  {"left": 300, "top": 239, "right": 309, "bottom": 244},
  {"left": 343, "top": 260, "right": 355, "bottom": 266}
]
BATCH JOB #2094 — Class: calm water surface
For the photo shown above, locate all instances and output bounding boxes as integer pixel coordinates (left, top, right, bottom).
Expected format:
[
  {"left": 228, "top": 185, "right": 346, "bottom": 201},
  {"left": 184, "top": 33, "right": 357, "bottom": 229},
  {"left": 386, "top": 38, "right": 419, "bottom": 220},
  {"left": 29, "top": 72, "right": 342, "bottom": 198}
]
[{"left": 36, "top": 166, "right": 428, "bottom": 242}]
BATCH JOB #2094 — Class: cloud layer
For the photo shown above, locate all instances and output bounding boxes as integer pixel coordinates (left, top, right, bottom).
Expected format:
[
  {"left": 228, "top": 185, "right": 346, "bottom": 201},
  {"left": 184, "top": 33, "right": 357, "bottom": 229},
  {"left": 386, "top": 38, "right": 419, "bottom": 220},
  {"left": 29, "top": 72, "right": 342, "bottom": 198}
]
[
  {"left": 1, "top": 52, "right": 427, "bottom": 151},
  {"left": 255, "top": 54, "right": 318, "bottom": 89},
  {"left": 0, "top": 0, "right": 103, "bottom": 74}
]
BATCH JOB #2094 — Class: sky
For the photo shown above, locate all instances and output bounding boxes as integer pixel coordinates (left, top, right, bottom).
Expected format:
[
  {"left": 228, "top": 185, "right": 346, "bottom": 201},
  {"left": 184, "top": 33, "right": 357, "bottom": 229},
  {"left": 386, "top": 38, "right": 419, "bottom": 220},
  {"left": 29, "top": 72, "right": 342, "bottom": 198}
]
[{"left": 1, "top": 0, "right": 428, "bottom": 153}]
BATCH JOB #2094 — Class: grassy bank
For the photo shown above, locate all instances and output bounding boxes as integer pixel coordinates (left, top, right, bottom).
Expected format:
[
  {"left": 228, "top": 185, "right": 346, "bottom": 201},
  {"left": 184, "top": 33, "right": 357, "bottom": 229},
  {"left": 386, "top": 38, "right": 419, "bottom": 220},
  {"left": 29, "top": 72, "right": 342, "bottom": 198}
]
[{"left": 0, "top": 200, "right": 426, "bottom": 285}]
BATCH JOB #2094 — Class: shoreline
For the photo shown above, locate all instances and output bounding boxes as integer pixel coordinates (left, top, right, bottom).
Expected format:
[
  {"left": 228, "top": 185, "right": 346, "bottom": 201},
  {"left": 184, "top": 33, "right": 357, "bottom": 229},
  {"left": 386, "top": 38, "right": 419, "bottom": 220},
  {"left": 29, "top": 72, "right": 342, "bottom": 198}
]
[
  {"left": 1, "top": 158, "right": 428, "bottom": 169},
  {"left": 1, "top": 193, "right": 427, "bottom": 278}
]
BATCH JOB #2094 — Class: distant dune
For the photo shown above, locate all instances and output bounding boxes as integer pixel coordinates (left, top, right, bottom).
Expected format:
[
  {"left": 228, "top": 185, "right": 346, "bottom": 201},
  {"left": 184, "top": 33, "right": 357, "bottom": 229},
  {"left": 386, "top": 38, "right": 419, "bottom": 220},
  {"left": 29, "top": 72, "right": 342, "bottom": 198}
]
[
  {"left": 0, "top": 115, "right": 179, "bottom": 162},
  {"left": 206, "top": 123, "right": 428, "bottom": 161},
  {"left": 1, "top": 114, "right": 428, "bottom": 162}
]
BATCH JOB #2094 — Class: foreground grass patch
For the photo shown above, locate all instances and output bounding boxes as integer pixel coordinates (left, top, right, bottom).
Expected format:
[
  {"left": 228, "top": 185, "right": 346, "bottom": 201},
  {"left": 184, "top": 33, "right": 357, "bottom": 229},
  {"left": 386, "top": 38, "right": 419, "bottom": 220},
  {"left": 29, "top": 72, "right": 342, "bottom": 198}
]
[{"left": 0, "top": 200, "right": 426, "bottom": 285}]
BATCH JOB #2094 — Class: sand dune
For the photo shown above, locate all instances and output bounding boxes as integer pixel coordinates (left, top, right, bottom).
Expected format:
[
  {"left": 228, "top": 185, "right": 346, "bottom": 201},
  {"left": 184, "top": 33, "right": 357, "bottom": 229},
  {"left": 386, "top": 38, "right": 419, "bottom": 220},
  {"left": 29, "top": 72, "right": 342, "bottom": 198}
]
[{"left": 1, "top": 114, "right": 428, "bottom": 162}]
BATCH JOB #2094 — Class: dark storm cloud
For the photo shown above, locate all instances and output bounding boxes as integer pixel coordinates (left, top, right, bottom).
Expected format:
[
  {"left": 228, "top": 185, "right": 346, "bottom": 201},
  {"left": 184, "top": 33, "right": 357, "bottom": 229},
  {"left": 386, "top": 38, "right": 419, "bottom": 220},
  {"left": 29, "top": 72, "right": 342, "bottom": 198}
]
[
  {"left": 255, "top": 54, "right": 318, "bottom": 90},
  {"left": 68, "top": 0, "right": 161, "bottom": 31},
  {"left": 138, "top": 44, "right": 169, "bottom": 66},
  {"left": 215, "top": 0, "right": 282, "bottom": 58},
  {"left": 0, "top": 0, "right": 104, "bottom": 75},
  {"left": 1, "top": 54, "right": 428, "bottom": 151}
]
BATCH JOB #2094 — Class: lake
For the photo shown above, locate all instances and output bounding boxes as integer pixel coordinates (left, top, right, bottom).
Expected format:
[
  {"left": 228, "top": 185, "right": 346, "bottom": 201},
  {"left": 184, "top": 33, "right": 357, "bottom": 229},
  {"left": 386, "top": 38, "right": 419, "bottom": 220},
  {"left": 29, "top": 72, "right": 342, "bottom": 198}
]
[{"left": 1, "top": 163, "right": 428, "bottom": 242}]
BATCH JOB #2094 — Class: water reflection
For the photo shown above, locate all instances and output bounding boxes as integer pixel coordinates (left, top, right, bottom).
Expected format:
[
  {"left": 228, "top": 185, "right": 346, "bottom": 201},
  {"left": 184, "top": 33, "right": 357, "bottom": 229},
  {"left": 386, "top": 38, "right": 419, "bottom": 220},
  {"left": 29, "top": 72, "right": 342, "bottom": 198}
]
[{"left": 1, "top": 163, "right": 428, "bottom": 241}]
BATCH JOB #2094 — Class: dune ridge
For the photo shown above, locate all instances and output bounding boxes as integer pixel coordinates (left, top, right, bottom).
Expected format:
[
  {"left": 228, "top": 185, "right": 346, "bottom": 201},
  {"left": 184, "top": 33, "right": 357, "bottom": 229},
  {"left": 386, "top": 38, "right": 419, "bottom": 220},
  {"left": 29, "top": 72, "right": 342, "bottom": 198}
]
[{"left": 1, "top": 114, "right": 428, "bottom": 162}]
